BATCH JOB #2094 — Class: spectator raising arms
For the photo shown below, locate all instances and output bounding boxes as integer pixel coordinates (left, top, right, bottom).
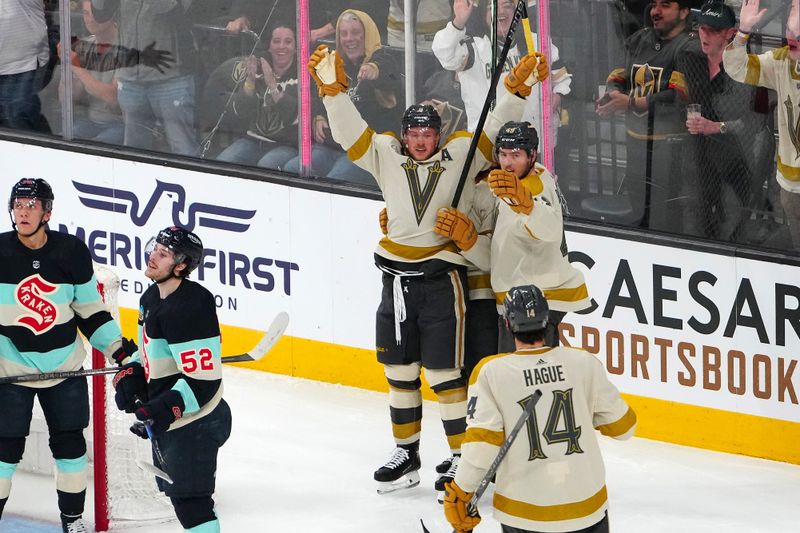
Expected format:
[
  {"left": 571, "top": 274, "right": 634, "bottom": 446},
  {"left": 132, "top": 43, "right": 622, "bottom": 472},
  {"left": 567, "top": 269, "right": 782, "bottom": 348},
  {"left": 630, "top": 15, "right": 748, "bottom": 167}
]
[{"left": 284, "top": 9, "right": 402, "bottom": 186}]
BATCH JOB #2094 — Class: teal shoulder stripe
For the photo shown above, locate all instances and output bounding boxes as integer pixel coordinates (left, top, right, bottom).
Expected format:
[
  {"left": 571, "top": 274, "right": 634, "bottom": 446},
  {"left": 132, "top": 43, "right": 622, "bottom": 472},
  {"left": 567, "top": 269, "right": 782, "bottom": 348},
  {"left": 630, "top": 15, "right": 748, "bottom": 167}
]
[
  {"left": 143, "top": 337, "right": 174, "bottom": 360},
  {"left": 169, "top": 337, "right": 222, "bottom": 363},
  {"left": 88, "top": 319, "right": 121, "bottom": 352},
  {"left": 0, "top": 282, "right": 73, "bottom": 305},
  {"left": 74, "top": 277, "right": 103, "bottom": 305},
  {"left": 0, "top": 335, "right": 79, "bottom": 372},
  {"left": 55, "top": 454, "right": 87, "bottom": 474},
  {"left": 172, "top": 379, "right": 201, "bottom": 415}
]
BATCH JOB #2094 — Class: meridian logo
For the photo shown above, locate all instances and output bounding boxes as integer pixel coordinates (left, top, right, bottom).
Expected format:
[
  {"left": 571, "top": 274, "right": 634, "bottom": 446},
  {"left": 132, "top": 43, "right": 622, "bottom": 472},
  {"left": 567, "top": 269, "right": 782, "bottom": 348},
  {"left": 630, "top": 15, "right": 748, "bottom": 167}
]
[{"left": 72, "top": 179, "right": 256, "bottom": 233}]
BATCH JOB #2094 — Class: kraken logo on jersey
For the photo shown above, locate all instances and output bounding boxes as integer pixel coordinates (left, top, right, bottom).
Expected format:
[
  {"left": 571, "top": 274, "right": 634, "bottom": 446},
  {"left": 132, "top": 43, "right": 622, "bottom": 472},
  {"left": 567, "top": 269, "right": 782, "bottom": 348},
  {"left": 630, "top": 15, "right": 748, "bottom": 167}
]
[
  {"left": 14, "top": 274, "right": 59, "bottom": 334},
  {"left": 630, "top": 62, "right": 664, "bottom": 118},
  {"left": 783, "top": 95, "right": 800, "bottom": 159},
  {"left": 402, "top": 158, "right": 446, "bottom": 225}
]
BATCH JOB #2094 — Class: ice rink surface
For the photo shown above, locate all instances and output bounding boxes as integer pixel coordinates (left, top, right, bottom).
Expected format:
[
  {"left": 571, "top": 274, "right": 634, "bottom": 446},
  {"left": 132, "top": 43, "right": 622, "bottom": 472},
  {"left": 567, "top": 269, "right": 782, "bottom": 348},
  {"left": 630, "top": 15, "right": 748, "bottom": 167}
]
[{"left": 4, "top": 366, "right": 799, "bottom": 532}]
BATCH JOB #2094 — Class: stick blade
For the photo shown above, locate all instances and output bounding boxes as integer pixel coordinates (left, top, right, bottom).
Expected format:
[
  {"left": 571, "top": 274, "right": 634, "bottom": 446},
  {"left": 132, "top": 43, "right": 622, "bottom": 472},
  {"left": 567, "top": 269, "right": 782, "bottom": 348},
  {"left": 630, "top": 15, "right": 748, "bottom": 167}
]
[
  {"left": 222, "top": 312, "right": 289, "bottom": 363},
  {"left": 135, "top": 460, "right": 173, "bottom": 484}
]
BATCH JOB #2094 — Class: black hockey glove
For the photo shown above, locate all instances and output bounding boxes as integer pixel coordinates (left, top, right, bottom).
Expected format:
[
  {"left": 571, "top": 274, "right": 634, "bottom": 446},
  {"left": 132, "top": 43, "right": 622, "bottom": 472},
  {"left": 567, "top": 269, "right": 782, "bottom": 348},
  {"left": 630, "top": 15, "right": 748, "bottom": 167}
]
[
  {"left": 129, "top": 421, "right": 149, "bottom": 440},
  {"left": 111, "top": 337, "right": 138, "bottom": 365},
  {"left": 134, "top": 390, "right": 185, "bottom": 437},
  {"left": 112, "top": 362, "right": 147, "bottom": 413}
]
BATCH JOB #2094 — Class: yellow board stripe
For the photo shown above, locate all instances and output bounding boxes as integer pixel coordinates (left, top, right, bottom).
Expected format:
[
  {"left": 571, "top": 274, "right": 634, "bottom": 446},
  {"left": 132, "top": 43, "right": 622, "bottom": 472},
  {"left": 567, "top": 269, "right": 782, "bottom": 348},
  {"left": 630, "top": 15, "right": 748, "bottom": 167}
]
[
  {"left": 494, "top": 486, "right": 607, "bottom": 522},
  {"left": 118, "top": 309, "right": 800, "bottom": 465},
  {"left": 596, "top": 406, "right": 637, "bottom": 437}
]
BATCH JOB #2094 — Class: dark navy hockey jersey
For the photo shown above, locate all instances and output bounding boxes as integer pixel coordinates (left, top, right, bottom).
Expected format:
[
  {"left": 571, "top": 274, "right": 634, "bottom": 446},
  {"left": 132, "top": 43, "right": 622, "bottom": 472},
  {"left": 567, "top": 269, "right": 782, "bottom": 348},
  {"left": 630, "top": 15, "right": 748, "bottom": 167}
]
[
  {"left": 133, "top": 279, "right": 223, "bottom": 430},
  {"left": 0, "top": 230, "right": 122, "bottom": 386}
]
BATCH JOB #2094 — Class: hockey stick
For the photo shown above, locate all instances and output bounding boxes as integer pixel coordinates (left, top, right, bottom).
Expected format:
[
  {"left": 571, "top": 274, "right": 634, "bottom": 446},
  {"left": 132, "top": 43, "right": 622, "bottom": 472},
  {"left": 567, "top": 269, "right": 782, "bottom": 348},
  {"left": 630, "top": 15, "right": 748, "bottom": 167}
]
[
  {"left": 450, "top": 0, "right": 527, "bottom": 209},
  {"left": 0, "top": 311, "right": 290, "bottom": 385},
  {"left": 132, "top": 398, "right": 174, "bottom": 484},
  {"left": 421, "top": 388, "right": 542, "bottom": 533}
]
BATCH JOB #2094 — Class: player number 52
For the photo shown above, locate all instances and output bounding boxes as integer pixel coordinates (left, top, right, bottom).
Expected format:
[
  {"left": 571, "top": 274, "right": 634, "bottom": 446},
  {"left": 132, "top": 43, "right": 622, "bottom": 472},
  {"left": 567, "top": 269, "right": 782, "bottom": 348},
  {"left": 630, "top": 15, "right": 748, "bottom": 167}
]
[{"left": 180, "top": 348, "right": 214, "bottom": 373}]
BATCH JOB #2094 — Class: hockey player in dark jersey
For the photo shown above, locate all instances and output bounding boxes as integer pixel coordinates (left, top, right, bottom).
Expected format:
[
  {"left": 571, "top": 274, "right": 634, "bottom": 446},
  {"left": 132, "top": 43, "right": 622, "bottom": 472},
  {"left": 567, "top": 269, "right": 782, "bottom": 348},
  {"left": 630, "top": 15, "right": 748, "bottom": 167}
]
[
  {"left": 112, "top": 226, "right": 231, "bottom": 533},
  {"left": 0, "top": 178, "right": 131, "bottom": 533}
]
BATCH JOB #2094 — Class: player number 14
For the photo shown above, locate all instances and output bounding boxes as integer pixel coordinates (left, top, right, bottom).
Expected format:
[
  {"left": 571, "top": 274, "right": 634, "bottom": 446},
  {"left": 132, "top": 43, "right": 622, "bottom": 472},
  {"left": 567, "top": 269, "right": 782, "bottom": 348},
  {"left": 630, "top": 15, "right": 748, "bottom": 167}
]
[{"left": 520, "top": 388, "right": 583, "bottom": 460}]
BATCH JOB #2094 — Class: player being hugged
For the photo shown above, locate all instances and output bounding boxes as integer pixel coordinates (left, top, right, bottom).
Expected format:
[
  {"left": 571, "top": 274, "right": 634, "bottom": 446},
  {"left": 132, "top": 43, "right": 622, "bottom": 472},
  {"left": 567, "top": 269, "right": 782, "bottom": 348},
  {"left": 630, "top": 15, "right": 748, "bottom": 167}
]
[
  {"left": 0, "top": 178, "right": 132, "bottom": 533},
  {"left": 444, "top": 285, "right": 637, "bottom": 533},
  {"left": 112, "top": 226, "right": 231, "bottom": 533},
  {"left": 308, "top": 43, "right": 547, "bottom": 497}
]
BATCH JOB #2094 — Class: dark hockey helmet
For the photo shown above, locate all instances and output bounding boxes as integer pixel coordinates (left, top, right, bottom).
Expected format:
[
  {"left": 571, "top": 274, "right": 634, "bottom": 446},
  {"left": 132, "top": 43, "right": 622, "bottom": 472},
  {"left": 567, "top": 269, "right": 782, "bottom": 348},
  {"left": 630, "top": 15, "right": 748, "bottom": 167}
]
[
  {"left": 494, "top": 121, "right": 539, "bottom": 157},
  {"left": 503, "top": 284, "right": 549, "bottom": 333},
  {"left": 9, "top": 178, "right": 55, "bottom": 212},
  {"left": 402, "top": 104, "right": 442, "bottom": 134},
  {"left": 147, "top": 226, "right": 204, "bottom": 277}
]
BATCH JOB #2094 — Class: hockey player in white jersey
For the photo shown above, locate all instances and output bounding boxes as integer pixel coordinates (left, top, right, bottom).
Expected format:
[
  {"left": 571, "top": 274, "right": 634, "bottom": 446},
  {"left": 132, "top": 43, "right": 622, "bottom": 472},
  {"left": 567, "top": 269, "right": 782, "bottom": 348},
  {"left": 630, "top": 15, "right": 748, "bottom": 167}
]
[
  {"left": 432, "top": 0, "right": 572, "bottom": 139},
  {"left": 307, "top": 43, "right": 547, "bottom": 496},
  {"left": 436, "top": 121, "right": 590, "bottom": 349},
  {"left": 443, "top": 285, "right": 636, "bottom": 533}
]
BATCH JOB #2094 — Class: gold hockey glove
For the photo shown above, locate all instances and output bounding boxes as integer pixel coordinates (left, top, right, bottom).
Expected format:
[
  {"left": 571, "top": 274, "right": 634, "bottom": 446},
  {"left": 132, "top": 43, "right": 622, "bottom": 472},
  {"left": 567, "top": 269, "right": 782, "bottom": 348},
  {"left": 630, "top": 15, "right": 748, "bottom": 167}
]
[
  {"left": 379, "top": 207, "right": 388, "bottom": 236},
  {"left": 443, "top": 480, "right": 481, "bottom": 532},
  {"left": 488, "top": 169, "right": 534, "bottom": 215},
  {"left": 307, "top": 44, "right": 349, "bottom": 97},
  {"left": 434, "top": 207, "right": 478, "bottom": 251},
  {"left": 504, "top": 52, "right": 549, "bottom": 97}
]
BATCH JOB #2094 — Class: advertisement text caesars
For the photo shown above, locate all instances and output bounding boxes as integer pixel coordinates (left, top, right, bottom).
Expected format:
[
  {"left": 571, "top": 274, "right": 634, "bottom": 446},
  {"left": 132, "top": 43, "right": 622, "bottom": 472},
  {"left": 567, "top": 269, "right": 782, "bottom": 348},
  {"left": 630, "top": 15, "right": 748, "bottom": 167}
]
[
  {"left": 591, "top": 259, "right": 800, "bottom": 348},
  {"left": 560, "top": 323, "right": 798, "bottom": 405}
]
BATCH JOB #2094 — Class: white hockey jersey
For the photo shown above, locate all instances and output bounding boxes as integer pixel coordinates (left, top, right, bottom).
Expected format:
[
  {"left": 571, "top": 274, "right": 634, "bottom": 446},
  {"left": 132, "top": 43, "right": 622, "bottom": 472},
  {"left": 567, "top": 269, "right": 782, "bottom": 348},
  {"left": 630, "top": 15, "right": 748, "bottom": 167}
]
[
  {"left": 457, "top": 346, "right": 636, "bottom": 532},
  {"left": 464, "top": 163, "right": 590, "bottom": 312},
  {"left": 432, "top": 21, "right": 572, "bottom": 136},
  {"left": 323, "top": 86, "right": 526, "bottom": 267},
  {"left": 386, "top": 0, "right": 451, "bottom": 51},
  {"left": 724, "top": 42, "right": 800, "bottom": 193}
]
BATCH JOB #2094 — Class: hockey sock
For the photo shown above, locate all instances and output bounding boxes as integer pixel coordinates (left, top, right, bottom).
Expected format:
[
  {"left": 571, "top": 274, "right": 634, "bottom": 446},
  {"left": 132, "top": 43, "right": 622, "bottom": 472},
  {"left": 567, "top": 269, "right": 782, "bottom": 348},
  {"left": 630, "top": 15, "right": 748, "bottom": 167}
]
[
  {"left": 384, "top": 363, "right": 423, "bottom": 447},
  {"left": 172, "top": 496, "right": 217, "bottom": 530},
  {"left": 427, "top": 368, "right": 468, "bottom": 452},
  {"left": 0, "top": 497, "right": 6, "bottom": 519},
  {"left": 186, "top": 518, "right": 220, "bottom": 533}
]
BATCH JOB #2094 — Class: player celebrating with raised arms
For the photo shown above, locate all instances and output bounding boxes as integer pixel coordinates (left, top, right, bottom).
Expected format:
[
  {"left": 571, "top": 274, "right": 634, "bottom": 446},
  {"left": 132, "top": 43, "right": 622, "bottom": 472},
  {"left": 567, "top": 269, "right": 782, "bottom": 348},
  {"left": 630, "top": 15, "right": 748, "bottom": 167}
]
[
  {"left": 436, "top": 121, "right": 591, "bottom": 350},
  {"left": 444, "top": 285, "right": 636, "bottom": 533},
  {"left": 0, "top": 178, "right": 132, "bottom": 533},
  {"left": 307, "top": 42, "right": 547, "bottom": 497},
  {"left": 112, "top": 226, "right": 231, "bottom": 533}
]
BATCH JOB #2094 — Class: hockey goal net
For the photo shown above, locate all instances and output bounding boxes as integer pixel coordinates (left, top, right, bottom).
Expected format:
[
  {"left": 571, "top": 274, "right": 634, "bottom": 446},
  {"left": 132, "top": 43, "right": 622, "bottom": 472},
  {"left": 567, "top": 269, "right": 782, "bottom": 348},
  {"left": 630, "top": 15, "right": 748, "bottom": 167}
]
[{"left": 19, "top": 264, "right": 175, "bottom": 530}]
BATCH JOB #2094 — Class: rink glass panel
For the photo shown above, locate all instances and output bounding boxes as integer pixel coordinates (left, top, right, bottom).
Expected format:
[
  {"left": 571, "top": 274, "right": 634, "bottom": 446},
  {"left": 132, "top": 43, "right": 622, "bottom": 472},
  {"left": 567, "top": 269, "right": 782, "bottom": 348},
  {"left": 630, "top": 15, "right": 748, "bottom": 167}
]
[{"left": 0, "top": 0, "right": 796, "bottom": 257}]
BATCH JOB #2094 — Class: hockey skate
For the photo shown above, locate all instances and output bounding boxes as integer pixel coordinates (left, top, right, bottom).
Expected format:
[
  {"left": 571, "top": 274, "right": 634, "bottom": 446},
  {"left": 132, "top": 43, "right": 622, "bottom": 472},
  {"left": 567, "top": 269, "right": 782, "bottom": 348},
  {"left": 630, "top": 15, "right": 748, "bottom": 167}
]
[
  {"left": 374, "top": 446, "right": 421, "bottom": 494},
  {"left": 434, "top": 454, "right": 460, "bottom": 503},
  {"left": 61, "top": 514, "right": 89, "bottom": 533}
]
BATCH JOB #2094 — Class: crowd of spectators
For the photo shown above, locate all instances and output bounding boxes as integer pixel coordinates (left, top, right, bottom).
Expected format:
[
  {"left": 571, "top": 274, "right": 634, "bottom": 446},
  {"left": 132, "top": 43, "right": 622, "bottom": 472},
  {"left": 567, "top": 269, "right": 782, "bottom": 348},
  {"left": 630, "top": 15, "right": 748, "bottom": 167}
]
[{"left": 0, "top": 0, "right": 797, "bottom": 254}]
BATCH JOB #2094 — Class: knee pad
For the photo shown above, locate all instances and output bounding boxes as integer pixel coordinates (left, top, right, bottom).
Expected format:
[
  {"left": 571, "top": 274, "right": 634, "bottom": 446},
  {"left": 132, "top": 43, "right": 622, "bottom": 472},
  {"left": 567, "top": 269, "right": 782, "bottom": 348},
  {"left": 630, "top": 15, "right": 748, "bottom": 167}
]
[
  {"left": 171, "top": 496, "right": 216, "bottom": 530},
  {"left": 0, "top": 437, "right": 26, "bottom": 464},
  {"left": 48, "top": 430, "right": 86, "bottom": 460},
  {"left": 384, "top": 363, "right": 422, "bottom": 390},
  {"left": 425, "top": 368, "right": 465, "bottom": 393}
]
